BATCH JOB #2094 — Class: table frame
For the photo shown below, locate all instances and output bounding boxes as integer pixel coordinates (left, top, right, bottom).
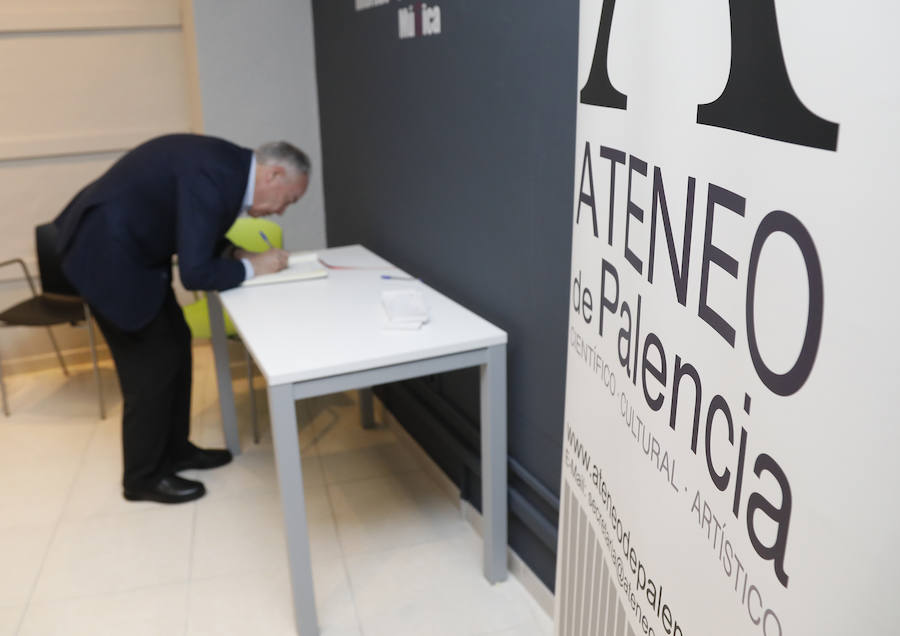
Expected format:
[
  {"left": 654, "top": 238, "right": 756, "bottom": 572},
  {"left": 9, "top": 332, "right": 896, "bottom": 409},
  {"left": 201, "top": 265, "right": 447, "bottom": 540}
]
[{"left": 208, "top": 291, "right": 508, "bottom": 636}]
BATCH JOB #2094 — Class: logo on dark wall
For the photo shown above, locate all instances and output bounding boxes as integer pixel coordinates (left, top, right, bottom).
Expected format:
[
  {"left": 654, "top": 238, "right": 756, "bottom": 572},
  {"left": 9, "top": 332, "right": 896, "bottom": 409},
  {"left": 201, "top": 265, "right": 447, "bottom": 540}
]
[
  {"left": 580, "top": 0, "right": 839, "bottom": 151},
  {"left": 399, "top": 3, "right": 441, "bottom": 39},
  {"left": 355, "top": 0, "right": 390, "bottom": 11}
]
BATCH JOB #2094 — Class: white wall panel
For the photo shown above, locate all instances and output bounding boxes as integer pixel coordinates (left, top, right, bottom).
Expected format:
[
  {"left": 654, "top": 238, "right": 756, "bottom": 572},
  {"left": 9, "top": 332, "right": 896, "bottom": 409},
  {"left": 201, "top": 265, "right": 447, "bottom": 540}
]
[
  {"left": 0, "top": 0, "right": 180, "bottom": 33},
  {"left": 0, "top": 31, "right": 191, "bottom": 160},
  {"left": 0, "top": 153, "right": 120, "bottom": 273},
  {"left": 0, "top": 0, "right": 194, "bottom": 372}
]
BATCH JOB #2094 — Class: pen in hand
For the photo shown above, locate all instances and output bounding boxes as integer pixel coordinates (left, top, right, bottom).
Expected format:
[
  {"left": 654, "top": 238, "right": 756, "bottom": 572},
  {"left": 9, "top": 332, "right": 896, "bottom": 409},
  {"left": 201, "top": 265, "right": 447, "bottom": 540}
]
[{"left": 257, "top": 230, "right": 289, "bottom": 271}]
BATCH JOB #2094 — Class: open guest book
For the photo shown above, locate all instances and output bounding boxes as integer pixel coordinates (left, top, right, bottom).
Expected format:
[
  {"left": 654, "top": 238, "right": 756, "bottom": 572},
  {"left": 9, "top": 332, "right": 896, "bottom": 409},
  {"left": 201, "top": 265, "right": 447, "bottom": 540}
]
[{"left": 242, "top": 252, "right": 328, "bottom": 287}]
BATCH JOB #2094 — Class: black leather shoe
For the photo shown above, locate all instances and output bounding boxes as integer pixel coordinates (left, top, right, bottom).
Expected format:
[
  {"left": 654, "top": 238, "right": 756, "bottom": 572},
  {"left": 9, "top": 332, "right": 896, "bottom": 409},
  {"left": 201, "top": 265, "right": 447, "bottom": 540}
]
[
  {"left": 171, "top": 447, "right": 233, "bottom": 472},
  {"left": 123, "top": 475, "right": 206, "bottom": 504}
]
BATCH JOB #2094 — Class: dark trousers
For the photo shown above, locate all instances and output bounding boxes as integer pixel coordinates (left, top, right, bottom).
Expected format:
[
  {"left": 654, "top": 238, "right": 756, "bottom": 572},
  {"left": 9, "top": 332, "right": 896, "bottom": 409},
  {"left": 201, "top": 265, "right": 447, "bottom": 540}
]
[{"left": 93, "top": 288, "right": 193, "bottom": 489}]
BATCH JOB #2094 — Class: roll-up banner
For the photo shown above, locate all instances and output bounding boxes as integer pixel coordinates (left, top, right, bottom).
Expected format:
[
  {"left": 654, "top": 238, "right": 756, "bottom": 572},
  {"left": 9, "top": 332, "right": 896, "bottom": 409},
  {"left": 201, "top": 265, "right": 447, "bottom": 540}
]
[{"left": 555, "top": 2, "right": 899, "bottom": 635}]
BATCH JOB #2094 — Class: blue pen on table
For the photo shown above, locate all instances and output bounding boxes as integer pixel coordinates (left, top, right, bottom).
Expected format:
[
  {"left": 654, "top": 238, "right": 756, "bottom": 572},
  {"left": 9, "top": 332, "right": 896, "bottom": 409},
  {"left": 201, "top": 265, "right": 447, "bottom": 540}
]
[{"left": 381, "top": 274, "right": 416, "bottom": 281}]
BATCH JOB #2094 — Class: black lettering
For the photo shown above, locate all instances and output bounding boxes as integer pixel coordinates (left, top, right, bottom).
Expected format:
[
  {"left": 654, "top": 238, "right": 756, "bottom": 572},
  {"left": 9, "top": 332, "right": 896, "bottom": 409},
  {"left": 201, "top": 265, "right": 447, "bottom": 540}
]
[
  {"left": 733, "top": 426, "right": 748, "bottom": 518},
  {"left": 649, "top": 168, "right": 695, "bottom": 306},
  {"left": 618, "top": 302, "right": 633, "bottom": 375},
  {"left": 572, "top": 270, "right": 582, "bottom": 313},
  {"left": 576, "top": 142, "right": 599, "bottom": 237},
  {"left": 705, "top": 394, "right": 733, "bottom": 492},
  {"left": 747, "top": 453, "right": 792, "bottom": 588},
  {"left": 641, "top": 332, "right": 667, "bottom": 411},
  {"left": 599, "top": 146, "right": 626, "bottom": 246},
  {"left": 670, "top": 355, "right": 703, "bottom": 454},
  {"left": 746, "top": 210, "right": 824, "bottom": 396},
  {"left": 582, "top": 286, "right": 593, "bottom": 324},
  {"left": 699, "top": 184, "right": 745, "bottom": 347},
  {"left": 599, "top": 259, "right": 620, "bottom": 337},
  {"left": 695, "top": 0, "right": 839, "bottom": 151},
  {"left": 579, "top": 0, "right": 627, "bottom": 109},
  {"left": 625, "top": 155, "right": 647, "bottom": 274}
]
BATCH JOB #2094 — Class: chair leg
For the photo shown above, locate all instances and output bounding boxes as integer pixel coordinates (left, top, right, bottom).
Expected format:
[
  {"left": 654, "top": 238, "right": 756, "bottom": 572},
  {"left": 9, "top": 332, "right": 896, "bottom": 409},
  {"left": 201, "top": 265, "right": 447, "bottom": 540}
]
[
  {"left": 45, "top": 326, "right": 69, "bottom": 377},
  {"left": 0, "top": 352, "right": 9, "bottom": 416},
  {"left": 245, "top": 345, "right": 259, "bottom": 443},
  {"left": 83, "top": 304, "right": 106, "bottom": 420}
]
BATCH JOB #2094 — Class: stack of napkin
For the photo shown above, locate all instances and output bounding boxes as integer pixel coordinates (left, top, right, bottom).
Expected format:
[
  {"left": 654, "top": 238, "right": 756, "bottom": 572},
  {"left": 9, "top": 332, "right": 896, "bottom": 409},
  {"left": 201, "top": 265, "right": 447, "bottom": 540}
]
[{"left": 381, "top": 289, "right": 430, "bottom": 330}]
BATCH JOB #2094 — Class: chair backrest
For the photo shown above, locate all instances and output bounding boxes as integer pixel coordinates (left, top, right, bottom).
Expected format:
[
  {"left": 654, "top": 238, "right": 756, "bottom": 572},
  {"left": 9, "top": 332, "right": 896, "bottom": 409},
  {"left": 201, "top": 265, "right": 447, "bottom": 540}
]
[
  {"left": 36, "top": 223, "right": 80, "bottom": 297},
  {"left": 225, "top": 218, "right": 284, "bottom": 252}
]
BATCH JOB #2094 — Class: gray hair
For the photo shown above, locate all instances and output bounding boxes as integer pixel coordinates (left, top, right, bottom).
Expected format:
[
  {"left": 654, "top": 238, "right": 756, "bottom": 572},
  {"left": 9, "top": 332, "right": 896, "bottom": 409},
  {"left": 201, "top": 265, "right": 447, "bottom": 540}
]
[{"left": 255, "top": 141, "right": 311, "bottom": 176}]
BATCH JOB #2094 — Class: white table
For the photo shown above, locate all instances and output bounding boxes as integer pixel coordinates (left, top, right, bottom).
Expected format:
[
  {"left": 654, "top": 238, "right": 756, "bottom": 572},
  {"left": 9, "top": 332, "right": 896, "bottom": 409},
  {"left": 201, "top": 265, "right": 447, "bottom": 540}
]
[{"left": 207, "top": 245, "right": 508, "bottom": 636}]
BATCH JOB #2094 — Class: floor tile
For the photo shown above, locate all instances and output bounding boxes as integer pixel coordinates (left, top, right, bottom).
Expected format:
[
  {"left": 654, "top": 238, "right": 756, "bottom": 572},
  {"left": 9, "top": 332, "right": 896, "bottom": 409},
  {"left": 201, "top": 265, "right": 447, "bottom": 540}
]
[
  {"left": 0, "top": 422, "right": 94, "bottom": 529},
  {"left": 476, "top": 577, "right": 554, "bottom": 636},
  {"left": 520, "top": 581, "right": 554, "bottom": 636},
  {"left": 0, "top": 348, "right": 553, "bottom": 636},
  {"left": 346, "top": 529, "right": 534, "bottom": 636},
  {"left": 179, "top": 442, "right": 317, "bottom": 501},
  {"left": 0, "top": 606, "right": 23, "bottom": 636},
  {"left": 308, "top": 558, "right": 361, "bottom": 635},
  {"left": 190, "top": 394, "right": 320, "bottom": 458},
  {"left": 328, "top": 471, "right": 466, "bottom": 556},
  {"left": 187, "top": 568, "right": 295, "bottom": 636},
  {"left": 0, "top": 419, "right": 94, "bottom": 465},
  {"left": 191, "top": 492, "right": 287, "bottom": 581},
  {"left": 307, "top": 395, "right": 397, "bottom": 456},
  {"left": 60, "top": 419, "right": 159, "bottom": 523},
  {"left": 476, "top": 622, "right": 550, "bottom": 636},
  {"left": 19, "top": 582, "right": 187, "bottom": 636},
  {"left": 0, "top": 523, "right": 55, "bottom": 607},
  {"left": 319, "top": 440, "right": 420, "bottom": 485},
  {"left": 0, "top": 365, "right": 118, "bottom": 423},
  {"left": 0, "top": 462, "right": 76, "bottom": 530},
  {"left": 61, "top": 464, "right": 157, "bottom": 523},
  {"left": 189, "top": 403, "right": 250, "bottom": 451},
  {"left": 31, "top": 505, "right": 194, "bottom": 603},
  {"left": 191, "top": 486, "right": 339, "bottom": 580},
  {"left": 187, "top": 559, "right": 360, "bottom": 636}
]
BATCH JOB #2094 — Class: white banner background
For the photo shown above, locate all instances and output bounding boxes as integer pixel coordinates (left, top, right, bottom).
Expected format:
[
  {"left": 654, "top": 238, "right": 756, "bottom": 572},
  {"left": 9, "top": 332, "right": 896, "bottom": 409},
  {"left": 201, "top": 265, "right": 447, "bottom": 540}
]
[{"left": 556, "top": 1, "right": 900, "bottom": 635}]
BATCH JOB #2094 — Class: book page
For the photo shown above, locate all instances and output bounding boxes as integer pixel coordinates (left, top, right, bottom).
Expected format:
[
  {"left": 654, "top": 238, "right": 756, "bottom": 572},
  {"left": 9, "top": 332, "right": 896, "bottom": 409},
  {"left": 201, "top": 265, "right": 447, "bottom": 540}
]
[{"left": 242, "top": 252, "right": 328, "bottom": 287}]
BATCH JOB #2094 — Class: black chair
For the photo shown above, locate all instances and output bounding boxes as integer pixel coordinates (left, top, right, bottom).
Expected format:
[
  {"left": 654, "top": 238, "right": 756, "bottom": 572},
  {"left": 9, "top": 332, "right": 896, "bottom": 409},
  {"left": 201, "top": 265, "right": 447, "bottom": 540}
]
[{"left": 0, "top": 223, "right": 105, "bottom": 418}]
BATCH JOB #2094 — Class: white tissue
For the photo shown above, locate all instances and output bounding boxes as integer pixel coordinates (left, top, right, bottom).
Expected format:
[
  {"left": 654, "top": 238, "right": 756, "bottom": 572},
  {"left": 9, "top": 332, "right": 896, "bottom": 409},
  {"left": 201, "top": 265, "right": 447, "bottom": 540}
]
[{"left": 381, "top": 289, "right": 429, "bottom": 329}]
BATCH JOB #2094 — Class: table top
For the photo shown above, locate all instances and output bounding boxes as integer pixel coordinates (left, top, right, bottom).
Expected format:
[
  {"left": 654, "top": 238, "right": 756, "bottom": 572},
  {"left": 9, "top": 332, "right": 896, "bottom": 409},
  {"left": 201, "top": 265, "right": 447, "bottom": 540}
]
[{"left": 218, "top": 245, "right": 508, "bottom": 386}]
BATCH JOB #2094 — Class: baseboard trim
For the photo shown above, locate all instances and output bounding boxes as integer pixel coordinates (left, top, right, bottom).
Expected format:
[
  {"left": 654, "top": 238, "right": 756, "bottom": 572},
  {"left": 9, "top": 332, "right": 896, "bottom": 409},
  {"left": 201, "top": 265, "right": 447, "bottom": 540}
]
[
  {"left": 0, "top": 344, "right": 113, "bottom": 377},
  {"left": 0, "top": 336, "right": 260, "bottom": 379},
  {"left": 377, "top": 396, "right": 555, "bottom": 620}
]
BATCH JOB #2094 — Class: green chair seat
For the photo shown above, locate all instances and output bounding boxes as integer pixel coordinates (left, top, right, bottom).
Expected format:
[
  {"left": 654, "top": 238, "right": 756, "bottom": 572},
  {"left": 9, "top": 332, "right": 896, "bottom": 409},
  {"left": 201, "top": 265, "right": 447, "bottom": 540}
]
[
  {"left": 225, "top": 217, "right": 283, "bottom": 253},
  {"left": 182, "top": 296, "right": 237, "bottom": 340}
]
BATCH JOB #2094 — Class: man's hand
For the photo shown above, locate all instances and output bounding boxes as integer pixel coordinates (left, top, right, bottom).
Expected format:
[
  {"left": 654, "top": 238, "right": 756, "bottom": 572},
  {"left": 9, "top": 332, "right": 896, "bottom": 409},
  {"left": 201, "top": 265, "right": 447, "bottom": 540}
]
[{"left": 246, "top": 248, "right": 289, "bottom": 276}]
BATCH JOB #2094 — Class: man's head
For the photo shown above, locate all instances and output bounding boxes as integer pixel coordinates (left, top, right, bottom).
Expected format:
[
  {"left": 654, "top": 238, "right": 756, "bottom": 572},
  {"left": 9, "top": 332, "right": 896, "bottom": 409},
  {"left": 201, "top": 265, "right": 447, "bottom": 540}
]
[{"left": 249, "top": 141, "right": 311, "bottom": 217}]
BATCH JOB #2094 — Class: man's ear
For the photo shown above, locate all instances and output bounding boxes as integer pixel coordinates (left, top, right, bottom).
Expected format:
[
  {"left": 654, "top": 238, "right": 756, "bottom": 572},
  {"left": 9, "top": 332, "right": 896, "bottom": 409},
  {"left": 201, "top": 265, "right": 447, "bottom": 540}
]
[
  {"left": 260, "top": 164, "right": 283, "bottom": 184},
  {"left": 269, "top": 164, "right": 286, "bottom": 181}
]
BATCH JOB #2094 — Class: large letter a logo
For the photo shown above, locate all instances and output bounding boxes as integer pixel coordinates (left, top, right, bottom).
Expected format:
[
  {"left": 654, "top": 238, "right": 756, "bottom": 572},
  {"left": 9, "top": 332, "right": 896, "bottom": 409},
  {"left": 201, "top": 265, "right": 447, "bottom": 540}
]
[{"left": 580, "top": 0, "right": 839, "bottom": 151}]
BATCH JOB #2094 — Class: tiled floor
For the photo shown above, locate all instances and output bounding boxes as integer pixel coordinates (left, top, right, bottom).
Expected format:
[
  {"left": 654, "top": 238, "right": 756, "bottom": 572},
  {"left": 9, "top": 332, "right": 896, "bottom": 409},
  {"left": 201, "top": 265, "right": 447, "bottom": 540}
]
[{"left": 0, "top": 343, "right": 553, "bottom": 636}]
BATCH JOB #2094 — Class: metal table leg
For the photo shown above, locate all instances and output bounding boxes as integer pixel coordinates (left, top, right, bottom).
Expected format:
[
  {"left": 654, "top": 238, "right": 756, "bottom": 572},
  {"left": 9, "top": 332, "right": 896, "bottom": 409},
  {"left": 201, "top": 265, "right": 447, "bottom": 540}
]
[
  {"left": 268, "top": 383, "right": 319, "bottom": 636},
  {"left": 208, "top": 291, "right": 241, "bottom": 456},
  {"left": 480, "top": 343, "right": 508, "bottom": 583},
  {"left": 359, "top": 387, "right": 375, "bottom": 429}
]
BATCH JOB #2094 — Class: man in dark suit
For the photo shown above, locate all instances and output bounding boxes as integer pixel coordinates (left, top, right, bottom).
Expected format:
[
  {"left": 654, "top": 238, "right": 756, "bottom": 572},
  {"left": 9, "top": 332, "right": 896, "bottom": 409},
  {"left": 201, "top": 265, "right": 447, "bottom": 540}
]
[{"left": 54, "top": 134, "right": 310, "bottom": 503}]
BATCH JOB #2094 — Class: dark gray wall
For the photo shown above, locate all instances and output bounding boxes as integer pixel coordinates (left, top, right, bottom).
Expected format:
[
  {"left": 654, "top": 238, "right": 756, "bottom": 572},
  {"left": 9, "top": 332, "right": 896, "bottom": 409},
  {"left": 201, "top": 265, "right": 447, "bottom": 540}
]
[{"left": 312, "top": 0, "right": 578, "bottom": 589}]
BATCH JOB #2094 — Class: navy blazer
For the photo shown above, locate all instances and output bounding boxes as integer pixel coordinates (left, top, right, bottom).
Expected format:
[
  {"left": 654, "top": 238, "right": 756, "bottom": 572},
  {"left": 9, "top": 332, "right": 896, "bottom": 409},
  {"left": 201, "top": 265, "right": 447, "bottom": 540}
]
[{"left": 54, "top": 134, "right": 252, "bottom": 331}]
